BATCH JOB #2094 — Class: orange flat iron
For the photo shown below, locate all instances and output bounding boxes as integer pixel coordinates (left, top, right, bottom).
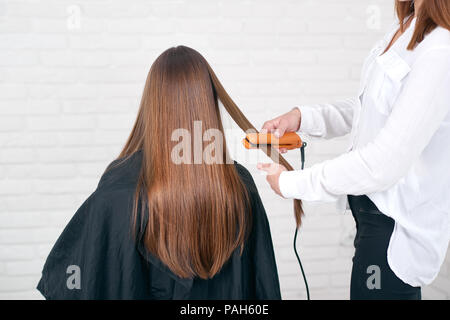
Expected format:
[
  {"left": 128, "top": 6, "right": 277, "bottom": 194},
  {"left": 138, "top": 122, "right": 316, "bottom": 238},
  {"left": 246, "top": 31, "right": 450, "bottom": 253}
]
[
  {"left": 243, "top": 132, "right": 303, "bottom": 150},
  {"left": 242, "top": 130, "right": 308, "bottom": 298}
]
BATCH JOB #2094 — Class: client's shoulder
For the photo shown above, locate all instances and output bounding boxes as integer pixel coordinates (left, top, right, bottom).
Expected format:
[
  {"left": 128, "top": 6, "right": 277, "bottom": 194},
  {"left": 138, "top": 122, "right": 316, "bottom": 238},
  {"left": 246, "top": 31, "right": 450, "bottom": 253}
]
[
  {"left": 96, "top": 150, "right": 143, "bottom": 193},
  {"left": 81, "top": 151, "right": 143, "bottom": 226},
  {"left": 233, "top": 161, "right": 258, "bottom": 195}
]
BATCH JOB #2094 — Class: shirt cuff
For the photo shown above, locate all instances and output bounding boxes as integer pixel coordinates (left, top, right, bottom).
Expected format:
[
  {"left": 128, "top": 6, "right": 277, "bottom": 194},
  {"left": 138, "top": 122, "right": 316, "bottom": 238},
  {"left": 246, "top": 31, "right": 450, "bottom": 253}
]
[
  {"left": 279, "top": 170, "right": 303, "bottom": 199},
  {"left": 298, "top": 106, "right": 317, "bottom": 134}
]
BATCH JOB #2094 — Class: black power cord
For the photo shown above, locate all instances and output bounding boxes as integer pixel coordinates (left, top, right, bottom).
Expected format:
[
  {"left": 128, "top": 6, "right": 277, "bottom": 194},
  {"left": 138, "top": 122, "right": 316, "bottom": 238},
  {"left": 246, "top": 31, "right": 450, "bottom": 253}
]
[{"left": 293, "top": 141, "right": 310, "bottom": 300}]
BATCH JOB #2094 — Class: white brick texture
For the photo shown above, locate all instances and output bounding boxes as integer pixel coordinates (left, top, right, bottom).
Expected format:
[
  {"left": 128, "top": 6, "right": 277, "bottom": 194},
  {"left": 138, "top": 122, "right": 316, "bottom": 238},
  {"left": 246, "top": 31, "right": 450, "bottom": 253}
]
[{"left": 0, "top": 0, "right": 448, "bottom": 300}]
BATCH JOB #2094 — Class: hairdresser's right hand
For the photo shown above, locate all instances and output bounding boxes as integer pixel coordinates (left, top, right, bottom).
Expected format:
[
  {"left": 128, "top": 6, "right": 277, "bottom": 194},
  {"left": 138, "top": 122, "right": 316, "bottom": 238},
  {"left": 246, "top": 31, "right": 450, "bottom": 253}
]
[{"left": 262, "top": 107, "right": 301, "bottom": 153}]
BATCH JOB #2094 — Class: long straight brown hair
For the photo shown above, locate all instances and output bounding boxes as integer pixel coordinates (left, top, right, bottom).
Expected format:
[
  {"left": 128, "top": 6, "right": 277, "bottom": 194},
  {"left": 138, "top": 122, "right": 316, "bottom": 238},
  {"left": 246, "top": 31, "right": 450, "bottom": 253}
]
[
  {"left": 396, "top": 0, "right": 450, "bottom": 50},
  {"left": 118, "top": 46, "right": 303, "bottom": 279}
]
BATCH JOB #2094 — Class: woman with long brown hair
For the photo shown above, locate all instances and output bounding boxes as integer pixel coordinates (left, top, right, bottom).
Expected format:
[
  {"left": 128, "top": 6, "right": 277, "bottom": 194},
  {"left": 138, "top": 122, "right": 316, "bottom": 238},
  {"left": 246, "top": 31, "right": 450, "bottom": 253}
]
[
  {"left": 36, "top": 46, "right": 298, "bottom": 299},
  {"left": 260, "top": 0, "right": 450, "bottom": 299}
]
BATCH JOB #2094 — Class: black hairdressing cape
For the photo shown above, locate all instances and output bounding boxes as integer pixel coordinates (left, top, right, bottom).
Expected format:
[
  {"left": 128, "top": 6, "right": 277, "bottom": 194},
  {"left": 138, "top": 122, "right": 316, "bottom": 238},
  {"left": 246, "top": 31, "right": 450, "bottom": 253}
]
[{"left": 37, "top": 150, "right": 281, "bottom": 300}]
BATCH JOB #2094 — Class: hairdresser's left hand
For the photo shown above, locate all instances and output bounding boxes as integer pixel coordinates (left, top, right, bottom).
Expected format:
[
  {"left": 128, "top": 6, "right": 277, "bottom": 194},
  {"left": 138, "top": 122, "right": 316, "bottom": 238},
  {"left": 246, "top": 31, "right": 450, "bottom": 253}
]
[{"left": 257, "top": 163, "right": 287, "bottom": 197}]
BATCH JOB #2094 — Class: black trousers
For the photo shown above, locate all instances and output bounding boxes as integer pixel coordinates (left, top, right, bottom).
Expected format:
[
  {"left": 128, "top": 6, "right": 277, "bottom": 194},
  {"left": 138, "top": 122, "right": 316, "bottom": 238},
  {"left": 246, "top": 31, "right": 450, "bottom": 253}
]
[{"left": 348, "top": 195, "right": 421, "bottom": 300}]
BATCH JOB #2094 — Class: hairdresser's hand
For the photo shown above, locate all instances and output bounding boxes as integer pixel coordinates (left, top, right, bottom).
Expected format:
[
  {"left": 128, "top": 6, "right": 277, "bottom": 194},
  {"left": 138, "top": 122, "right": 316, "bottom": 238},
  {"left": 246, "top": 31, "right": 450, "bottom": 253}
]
[
  {"left": 261, "top": 107, "right": 301, "bottom": 153},
  {"left": 257, "top": 163, "right": 287, "bottom": 197}
]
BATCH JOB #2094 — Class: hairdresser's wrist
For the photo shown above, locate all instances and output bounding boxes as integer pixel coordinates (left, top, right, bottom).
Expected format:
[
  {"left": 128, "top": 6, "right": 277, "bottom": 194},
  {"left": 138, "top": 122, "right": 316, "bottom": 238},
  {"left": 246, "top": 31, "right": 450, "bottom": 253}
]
[{"left": 291, "top": 107, "right": 302, "bottom": 132}]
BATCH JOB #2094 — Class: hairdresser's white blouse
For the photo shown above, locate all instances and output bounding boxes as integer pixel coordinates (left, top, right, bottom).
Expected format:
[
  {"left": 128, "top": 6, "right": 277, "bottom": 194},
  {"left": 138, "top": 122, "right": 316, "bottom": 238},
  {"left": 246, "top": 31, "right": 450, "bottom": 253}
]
[{"left": 279, "top": 18, "right": 450, "bottom": 287}]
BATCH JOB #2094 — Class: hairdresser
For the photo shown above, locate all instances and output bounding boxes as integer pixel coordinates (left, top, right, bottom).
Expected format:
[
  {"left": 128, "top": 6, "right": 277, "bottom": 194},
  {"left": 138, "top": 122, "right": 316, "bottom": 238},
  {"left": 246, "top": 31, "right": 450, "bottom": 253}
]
[{"left": 258, "top": 0, "right": 450, "bottom": 300}]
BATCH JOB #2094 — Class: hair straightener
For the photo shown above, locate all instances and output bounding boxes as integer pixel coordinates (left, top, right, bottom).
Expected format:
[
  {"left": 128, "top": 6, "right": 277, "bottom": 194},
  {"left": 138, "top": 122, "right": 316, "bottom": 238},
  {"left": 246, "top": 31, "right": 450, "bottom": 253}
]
[
  {"left": 243, "top": 132, "right": 303, "bottom": 150},
  {"left": 243, "top": 132, "right": 310, "bottom": 300}
]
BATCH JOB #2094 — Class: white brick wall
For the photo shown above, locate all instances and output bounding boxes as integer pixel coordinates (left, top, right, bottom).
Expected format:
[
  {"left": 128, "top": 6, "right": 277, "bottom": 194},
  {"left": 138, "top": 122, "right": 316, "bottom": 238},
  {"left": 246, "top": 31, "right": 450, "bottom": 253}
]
[{"left": 0, "top": 0, "right": 448, "bottom": 300}]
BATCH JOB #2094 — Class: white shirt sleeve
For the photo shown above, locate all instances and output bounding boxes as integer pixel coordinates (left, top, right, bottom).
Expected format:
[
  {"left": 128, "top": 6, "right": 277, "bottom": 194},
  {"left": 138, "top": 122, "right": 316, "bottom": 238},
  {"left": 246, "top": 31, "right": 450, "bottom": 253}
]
[
  {"left": 280, "top": 47, "right": 450, "bottom": 201},
  {"left": 299, "top": 98, "right": 355, "bottom": 139}
]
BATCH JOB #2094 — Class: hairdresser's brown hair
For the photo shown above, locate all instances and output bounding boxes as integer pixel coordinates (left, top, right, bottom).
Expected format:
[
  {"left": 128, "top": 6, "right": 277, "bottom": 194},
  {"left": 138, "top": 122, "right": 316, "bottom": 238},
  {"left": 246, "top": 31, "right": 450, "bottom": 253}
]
[
  {"left": 396, "top": 0, "right": 450, "bottom": 50},
  {"left": 118, "top": 46, "right": 303, "bottom": 279}
]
